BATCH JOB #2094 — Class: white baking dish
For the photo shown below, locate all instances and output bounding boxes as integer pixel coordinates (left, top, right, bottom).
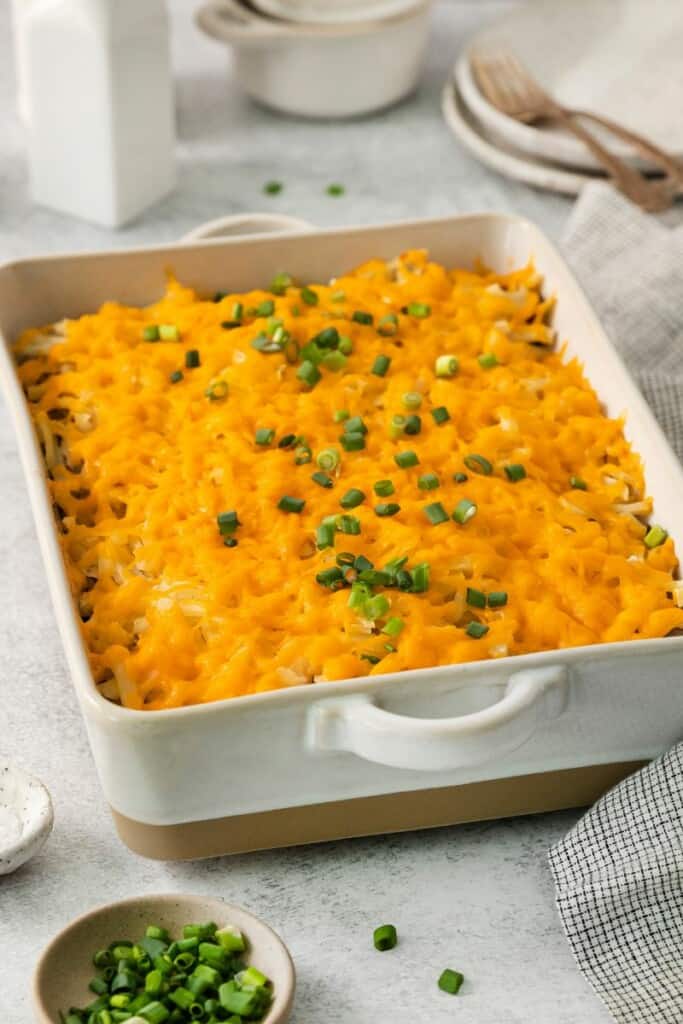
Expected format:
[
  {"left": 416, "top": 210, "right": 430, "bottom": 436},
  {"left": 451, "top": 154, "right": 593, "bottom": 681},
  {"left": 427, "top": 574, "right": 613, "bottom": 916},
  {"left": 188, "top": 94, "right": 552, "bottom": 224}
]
[
  {"left": 195, "top": 0, "right": 431, "bottom": 118},
  {"left": 1, "top": 213, "right": 682, "bottom": 846}
]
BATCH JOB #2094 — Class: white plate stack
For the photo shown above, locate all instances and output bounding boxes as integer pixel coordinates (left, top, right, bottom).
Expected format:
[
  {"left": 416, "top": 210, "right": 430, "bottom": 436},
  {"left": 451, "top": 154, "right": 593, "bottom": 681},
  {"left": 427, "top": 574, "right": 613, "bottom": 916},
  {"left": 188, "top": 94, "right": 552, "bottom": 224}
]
[
  {"left": 195, "top": 0, "right": 433, "bottom": 118},
  {"left": 441, "top": 0, "right": 683, "bottom": 195}
]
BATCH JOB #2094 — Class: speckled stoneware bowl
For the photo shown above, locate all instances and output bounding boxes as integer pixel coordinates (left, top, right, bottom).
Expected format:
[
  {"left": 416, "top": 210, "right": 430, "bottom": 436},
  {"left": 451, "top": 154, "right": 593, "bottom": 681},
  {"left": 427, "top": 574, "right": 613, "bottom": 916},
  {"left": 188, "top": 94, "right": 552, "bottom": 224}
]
[
  {"left": 33, "top": 893, "right": 295, "bottom": 1024},
  {"left": 0, "top": 758, "right": 53, "bottom": 875}
]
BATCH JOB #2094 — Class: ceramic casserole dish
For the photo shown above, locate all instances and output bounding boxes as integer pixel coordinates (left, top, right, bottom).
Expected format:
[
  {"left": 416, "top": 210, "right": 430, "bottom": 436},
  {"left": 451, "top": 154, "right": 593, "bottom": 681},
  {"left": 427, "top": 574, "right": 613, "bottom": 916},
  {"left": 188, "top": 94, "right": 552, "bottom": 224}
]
[{"left": 1, "top": 213, "right": 682, "bottom": 859}]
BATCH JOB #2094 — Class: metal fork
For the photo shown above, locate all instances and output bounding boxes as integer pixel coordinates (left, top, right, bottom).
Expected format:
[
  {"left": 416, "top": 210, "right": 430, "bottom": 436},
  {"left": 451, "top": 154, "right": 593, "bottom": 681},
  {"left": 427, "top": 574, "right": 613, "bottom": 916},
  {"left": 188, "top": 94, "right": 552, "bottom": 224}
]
[{"left": 471, "top": 53, "right": 682, "bottom": 212}]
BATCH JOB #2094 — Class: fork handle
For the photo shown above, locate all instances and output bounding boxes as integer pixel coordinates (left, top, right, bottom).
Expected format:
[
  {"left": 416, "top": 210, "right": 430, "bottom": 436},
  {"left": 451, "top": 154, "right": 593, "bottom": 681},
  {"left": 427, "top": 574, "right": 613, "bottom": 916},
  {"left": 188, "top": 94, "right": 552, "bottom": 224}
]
[
  {"left": 546, "top": 106, "right": 673, "bottom": 211},
  {"left": 569, "top": 109, "right": 683, "bottom": 184}
]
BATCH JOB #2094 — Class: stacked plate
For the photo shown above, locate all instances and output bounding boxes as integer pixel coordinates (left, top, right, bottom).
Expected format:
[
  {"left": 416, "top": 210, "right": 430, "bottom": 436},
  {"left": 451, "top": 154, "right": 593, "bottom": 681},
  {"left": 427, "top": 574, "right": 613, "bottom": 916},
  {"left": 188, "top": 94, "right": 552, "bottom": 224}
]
[{"left": 442, "top": 0, "right": 683, "bottom": 195}]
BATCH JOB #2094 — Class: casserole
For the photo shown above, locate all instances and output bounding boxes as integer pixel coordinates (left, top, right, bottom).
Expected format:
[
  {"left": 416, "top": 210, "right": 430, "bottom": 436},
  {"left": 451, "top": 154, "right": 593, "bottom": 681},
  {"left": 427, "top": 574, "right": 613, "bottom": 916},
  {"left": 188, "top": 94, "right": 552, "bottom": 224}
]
[
  {"left": 195, "top": 0, "right": 431, "bottom": 119},
  {"left": 2, "top": 213, "right": 682, "bottom": 858}
]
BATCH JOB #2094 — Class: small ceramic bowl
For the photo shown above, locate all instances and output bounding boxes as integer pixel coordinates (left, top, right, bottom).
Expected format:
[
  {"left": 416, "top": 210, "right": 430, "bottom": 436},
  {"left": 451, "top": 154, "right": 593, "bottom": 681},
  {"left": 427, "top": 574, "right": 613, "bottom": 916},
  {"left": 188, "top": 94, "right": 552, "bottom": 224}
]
[
  {"left": 250, "top": 0, "right": 419, "bottom": 25},
  {"left": 196, "top": 0, "right": 432, "bottom": 119},
  {"left": 33, "top": 893, "right": 295, "bottom": 1024},
  {"left": 0, "top": 759, "right": 53, "bottom": 875}
]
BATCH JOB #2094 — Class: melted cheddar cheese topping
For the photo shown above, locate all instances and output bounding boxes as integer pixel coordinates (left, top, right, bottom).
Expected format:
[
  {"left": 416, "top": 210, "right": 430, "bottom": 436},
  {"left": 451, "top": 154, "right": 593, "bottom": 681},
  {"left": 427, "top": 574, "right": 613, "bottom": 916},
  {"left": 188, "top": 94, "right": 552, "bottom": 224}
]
[{"left": 15, "top": 251, "right": 683, "bottom": 710}]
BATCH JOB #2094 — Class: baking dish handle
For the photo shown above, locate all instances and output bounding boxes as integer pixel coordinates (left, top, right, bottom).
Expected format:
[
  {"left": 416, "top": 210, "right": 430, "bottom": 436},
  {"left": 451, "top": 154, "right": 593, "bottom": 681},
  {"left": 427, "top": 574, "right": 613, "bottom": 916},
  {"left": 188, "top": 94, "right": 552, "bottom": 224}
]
[
  {"left": 181, "top": 212, "right": 315, "bottom": 243},
  {"left": 307, "top": 664, "right": 569, "bottom": 771}
]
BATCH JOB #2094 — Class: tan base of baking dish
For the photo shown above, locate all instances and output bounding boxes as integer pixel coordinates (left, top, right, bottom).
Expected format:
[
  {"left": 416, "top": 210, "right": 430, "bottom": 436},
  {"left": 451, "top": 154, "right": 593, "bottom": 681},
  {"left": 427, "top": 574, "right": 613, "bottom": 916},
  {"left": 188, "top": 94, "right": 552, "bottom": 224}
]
[{"left": 112, "top": 760, "right": 643, "bottom": 860}]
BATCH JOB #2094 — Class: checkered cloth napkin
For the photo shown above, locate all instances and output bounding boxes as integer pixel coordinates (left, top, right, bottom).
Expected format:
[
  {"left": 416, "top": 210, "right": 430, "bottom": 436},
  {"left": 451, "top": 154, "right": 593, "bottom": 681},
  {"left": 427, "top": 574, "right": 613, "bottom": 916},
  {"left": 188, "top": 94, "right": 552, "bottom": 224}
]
[{"left": 548, "top": 183, "right": 683, "bottom": 1024}]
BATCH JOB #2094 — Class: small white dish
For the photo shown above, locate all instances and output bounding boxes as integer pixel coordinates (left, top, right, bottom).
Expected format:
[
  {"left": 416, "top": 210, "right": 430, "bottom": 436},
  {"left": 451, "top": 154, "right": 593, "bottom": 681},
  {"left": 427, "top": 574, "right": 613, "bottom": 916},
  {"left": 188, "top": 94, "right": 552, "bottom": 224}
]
[
  {"left": 195, "top": 0, "right": 431, "bottom": 119},
  {"left": 0, "top": 758, "right": 53, "bottom": 875},
  {"left": 441, "top": 79, "right": 599, "bottom": 197},
  {"left": 250, "top": 0, "right": 418, "bottom": 24},
  {"left": 458, "top": 0, "right": 683, "bottom": 173}
]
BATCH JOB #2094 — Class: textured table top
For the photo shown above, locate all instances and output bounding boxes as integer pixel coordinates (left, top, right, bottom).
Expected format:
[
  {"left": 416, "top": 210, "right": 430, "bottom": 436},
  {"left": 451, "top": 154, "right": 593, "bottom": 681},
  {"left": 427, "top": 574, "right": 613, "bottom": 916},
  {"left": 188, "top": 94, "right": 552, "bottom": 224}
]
[{"left": 0, "top": 2, "right": 610, "bottom": 1022}]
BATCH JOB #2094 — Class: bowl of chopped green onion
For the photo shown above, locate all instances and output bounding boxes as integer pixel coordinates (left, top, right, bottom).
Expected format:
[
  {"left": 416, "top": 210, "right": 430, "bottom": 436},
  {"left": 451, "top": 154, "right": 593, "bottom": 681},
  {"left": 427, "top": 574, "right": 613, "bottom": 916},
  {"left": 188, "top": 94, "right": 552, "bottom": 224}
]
[{"left": 33, "top": 894, "right": 295, "bottom": 1024}]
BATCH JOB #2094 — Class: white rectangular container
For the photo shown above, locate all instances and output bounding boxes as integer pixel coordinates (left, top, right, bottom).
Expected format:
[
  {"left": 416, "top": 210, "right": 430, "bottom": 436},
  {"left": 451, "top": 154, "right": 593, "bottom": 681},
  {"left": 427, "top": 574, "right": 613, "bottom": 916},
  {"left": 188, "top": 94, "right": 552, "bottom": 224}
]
[{"left": 1, "top": 213, "right": 682, "bottom": 858}]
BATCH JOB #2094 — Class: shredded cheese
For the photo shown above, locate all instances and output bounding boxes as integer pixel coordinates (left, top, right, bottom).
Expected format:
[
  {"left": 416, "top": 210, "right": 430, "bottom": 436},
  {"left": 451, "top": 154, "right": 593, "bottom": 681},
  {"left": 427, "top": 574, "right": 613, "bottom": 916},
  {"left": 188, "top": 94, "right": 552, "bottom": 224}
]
[{"left": 15, "top": 250, "right": 683, "bottom": 710}]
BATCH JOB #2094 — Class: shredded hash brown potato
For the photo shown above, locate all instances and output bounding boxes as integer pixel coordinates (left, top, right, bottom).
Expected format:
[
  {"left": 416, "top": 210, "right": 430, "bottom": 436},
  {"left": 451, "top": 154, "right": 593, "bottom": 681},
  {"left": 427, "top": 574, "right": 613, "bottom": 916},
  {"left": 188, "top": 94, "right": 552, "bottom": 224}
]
[{"left": 14, "top": 250, "right": 683, "bottom": 710}]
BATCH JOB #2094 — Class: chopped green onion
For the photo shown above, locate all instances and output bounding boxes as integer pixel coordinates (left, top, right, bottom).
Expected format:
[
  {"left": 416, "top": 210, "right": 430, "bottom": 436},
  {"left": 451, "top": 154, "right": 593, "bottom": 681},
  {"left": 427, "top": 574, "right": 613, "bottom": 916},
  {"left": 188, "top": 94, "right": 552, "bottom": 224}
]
[
  {"left": 344, "top": 415, "right": 367, "bottom": 435},
  {"left": 352, "top": 310, "right": 373, "bottom": 325},
  {"left": 334, "top": 409, "right": 350, "bottom": 423},
  {"left": 294, "top": 444, "right": 312, "bottom": 465},
  {"left": 569, "top": 475, "right": 587, "bottom": 490},
  {"left": 297, "top": 360, "right": 321, "bottom": 388},
  {"left": 431, "top": 405, "right": 450, "bottom": 425},
  {"left": 341, "top": 432, "right": 366, "bottom": 451},
  {"left": 478, "top": 352, "right": 499, "bottom": 369},
  {"left": 453, "top": 472, "right": 468, "bottom": 483},
  {"left": 453, "top": 498, "right": 477, "bottom": 524},
  {"left": 278, "top": 495, "right": 305, "bottom": 513},
  {"left": 159, "top": 324, "right": 180, "bottom": 342},
  {"left": 644, "top": 524, "right": 668, "bottom": 548},
  {"left": 406, "top": 302, "right": 431, "bottom": 318},
  {"left": 354, "top": 554, "right": 373, "bottom": 572},
  {"left": 438, "top": 969, "right": 464, "bottom": 994},
  {"left": 435, "top": 354, "right": 459, "bottom": 377},
  {"left": 232, "top": 301, "right": 243, "bottom": 321},
  {"left": 251, "top": 332, "right": 281, "bottom": 353},
  {"left": 301, "top": 286, "right": 319, "bottom": 306},
  {"left": 256, "top": 299, "right": 275, "bottom": 317},
  {"left": 313, "top": 326, "right": 341, "bottom": 348},
  {"left": 373, "top": 479, "right": 395, "bottom": 497},
  {"left": 488, "top": 591, "right": 508, "bottom": 608},
  {"left": 337, "top": 514, "right": 361, "bottom": 535},
  {"left": 321, "top": 350, "right": 347, "bottom": 372},
  {"left": 504, "top": 463, "right": 527, "bottom": 482},
  {"left": 331, "top": 290, "right": 346, "bottom": 302},
  {"left": 418, "top": 472, "right": 440, "bottom": 490},
  {"left": 279, "top": 433, "right": 296, "bottom": 449},
  {"left": 365, "top": 594, "right": 390, "bottom": 620},
  {"left": 255, "top": 427, "right": 275, "bottom": 446},
  {"left": 424, "top": 502, "right": 448, "bottom": 525},
  {"left": 404, "top": 414, "right": 421, "bottom": 436},
  {"left": 336, "top": 551, "right": 356, "bottom": 567},
  {"left": 466, "top": 587, "right": 486, "bottom": 608},
  {"left": 396, "top": 569, "right": 413, "bottom": 590},
  {"left": 360, "top": 653, "right": 381, "bottom": 665},
  {"left": 390, "top": 414, "right": 407, "bottom": 440},
  {"left": 375, "top": 502, "right": 400, "bottom": 517},
  {"left": 142, "top": 325, "right": 160, "bottom": 342},
  {"left": 263, "top": 180, "right": 283, "bottom": 194},
  {"left": 169, "top": 370, "right": 183, "bottom": 384},
  {"left": 466, "top": 621, "right": 489, "bottom": 639},
  {"left": 338, "top": 335, "right": 353, "bottom": 355},
  {"left": 394, "top": 450, "right": 419, "bottom": 469},
  {"left": 378, "top": 313, "right": 399, "bottom": 337},
  {"left": 300, "top": 341, "right": 323, "bottom": 365},
  {"left": 312, "top": 471, "right": 333, "bottom": 489},
  {"left": 372, "top": 354, "right": 391, "bottom": 377},
  {"left": 205, "top": 379, "right": 228, "bottom": 401},
  {"left": 223, "top": 537, "right": 238, "bottom": 548},
  {"left": 217, "top": 510, "right": 239, "bottom": 535},
  {"left": 316, "top": 522, "right": 336, "bottom": 549},
  {"left": 411, "top": 563, "right": 430, "bottom": 592},
  {"left": 316, "top": 567, "right": 344, "bottom": 588},
  {"left": 316, "top": 447, "right": 340, "bottom": 471},
  {"left": 373, "top": 924, "right": 398, "bottom": 951},
  {"left": 326, "top": 183, "right": 345, "bottom": 196},
  {"left": 402, "top": 391, "right": 422, "bottom": 409},
  {"left": 464, "top": 453, "right": 492, "bottom": 475},
  {"left": 221, "top": 319, "right": 241, "bottom": 330},
  {"left": 185, "top": 349, "right": 200, "bottom": 369},
  {"left": 213, "top": 290, "right": 227, "bottom": 303},
  {"left": 340, "top": 488, "right": 365, "bottom": 509},
  {"left": 382, "top": 617, "right": 405, "bottom": 637},
  {"left": 357, "top": 569, "right": 392, "bottom": 587},
  {"left": 270, "top": 272, "right": 293, "bottom": 295}
]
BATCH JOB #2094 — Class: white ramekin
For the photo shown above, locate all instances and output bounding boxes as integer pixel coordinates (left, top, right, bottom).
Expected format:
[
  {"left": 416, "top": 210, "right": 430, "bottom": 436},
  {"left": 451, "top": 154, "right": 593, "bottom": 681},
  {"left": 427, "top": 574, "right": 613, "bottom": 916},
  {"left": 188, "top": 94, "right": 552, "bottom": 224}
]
[
  {"left": 250, "top": 0, "right": 419, "bottom": 25},
  {"left": 195, "top": 0, "right": 432, "bottom": 118}
]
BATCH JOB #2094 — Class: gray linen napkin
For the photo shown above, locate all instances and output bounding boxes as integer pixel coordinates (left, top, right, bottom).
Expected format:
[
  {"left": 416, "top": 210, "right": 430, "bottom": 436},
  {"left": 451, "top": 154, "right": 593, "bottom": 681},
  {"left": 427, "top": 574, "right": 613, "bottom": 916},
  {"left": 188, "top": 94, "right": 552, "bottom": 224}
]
[{"left": 549, "top": 182, "right": 683, "bottom": 1024}]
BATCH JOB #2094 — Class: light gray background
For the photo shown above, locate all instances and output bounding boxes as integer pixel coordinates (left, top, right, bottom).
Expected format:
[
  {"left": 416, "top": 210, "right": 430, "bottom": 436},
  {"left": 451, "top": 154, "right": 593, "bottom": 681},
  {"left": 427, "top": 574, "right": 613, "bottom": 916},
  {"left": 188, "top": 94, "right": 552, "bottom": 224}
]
[{"left": 1, "top": 2, "right": 611, "bottom": 1022}]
